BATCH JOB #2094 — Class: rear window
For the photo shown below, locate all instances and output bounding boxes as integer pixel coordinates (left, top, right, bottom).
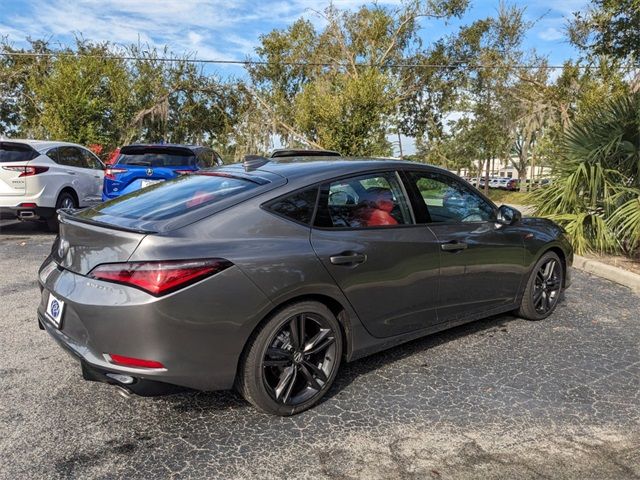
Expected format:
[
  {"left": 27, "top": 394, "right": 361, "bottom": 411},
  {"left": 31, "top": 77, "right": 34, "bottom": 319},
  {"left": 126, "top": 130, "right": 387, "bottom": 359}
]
[
  {"left": 117, "top": 148, "right": 196, "bottom": 168},
  {"left": 0, "top": 143, "right": 38, "bottom": 162},
  {"left": 80, "top": 174, "right": 258, "bottom": 221}
]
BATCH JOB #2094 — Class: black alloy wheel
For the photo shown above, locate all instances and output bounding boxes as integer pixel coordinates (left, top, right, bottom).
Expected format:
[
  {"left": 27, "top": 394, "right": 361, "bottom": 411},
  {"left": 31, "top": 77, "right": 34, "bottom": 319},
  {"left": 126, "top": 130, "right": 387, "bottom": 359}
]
[
  {"left": 533, "top": 257, "right": 562, "bottom": 314},
  {"left": 238, "top": 301, "right": 342, "bottom": 415},
  {"left": 517, "top": 251, "right": 564, "bottom": 320},
  {"left": 262, "top": 313, "right": 337, "bottom": 405}
]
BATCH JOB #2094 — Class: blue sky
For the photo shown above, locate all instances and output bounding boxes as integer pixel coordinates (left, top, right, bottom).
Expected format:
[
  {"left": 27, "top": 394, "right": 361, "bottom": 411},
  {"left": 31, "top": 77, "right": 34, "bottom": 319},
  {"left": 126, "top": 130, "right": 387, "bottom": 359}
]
[
  {"left": 0, "top": 0, "right": 589, "bottom": 153},
  {"left": 1, "top": 0, "right": 588, "bottom": 77}
]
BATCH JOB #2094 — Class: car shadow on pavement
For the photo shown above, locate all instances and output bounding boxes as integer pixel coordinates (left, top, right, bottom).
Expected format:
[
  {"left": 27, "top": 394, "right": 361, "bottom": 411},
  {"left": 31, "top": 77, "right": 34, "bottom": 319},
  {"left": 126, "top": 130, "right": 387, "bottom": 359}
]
[
  {"left": 161, "top": 312, "right": 517, "bottom": 414},
  {"left": 0, "top": 220, "right": 54, "bottom": 237}
]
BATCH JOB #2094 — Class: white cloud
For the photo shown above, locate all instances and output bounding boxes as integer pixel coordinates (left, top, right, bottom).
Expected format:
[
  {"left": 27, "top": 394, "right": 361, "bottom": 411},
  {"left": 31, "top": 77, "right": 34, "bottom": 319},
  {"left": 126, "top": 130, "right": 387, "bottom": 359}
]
[{"left": 538, "top": 26, "right": 565, "bottom": 42}]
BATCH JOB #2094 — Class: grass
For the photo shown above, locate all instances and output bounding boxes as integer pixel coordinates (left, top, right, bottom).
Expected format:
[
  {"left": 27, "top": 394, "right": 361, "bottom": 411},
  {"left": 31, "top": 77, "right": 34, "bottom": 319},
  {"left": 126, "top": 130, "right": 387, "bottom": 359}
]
[{"left": 485, "top": 189, "right": 532, "bottom": 206}]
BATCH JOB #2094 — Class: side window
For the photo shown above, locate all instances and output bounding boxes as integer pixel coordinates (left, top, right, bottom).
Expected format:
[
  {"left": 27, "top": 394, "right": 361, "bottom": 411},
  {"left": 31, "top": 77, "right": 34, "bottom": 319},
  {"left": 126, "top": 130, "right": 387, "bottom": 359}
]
[
  {"left": 57, "top": 147, "right": 84, "bottom": 168},
  {"left": 46, "top": 148, "right": 60, "bottom": 162},
  {"left": 315, "top": 172, "right": 412, "bottom": 228},
  {"left": 81, "top": 149, "right": 103, "bottom": 169},
  {"left": 410, "top": 172, "right": 495, "bottom": 223},
  {"left": 266, "top": 187, "right": 318, "bottom": 225}
]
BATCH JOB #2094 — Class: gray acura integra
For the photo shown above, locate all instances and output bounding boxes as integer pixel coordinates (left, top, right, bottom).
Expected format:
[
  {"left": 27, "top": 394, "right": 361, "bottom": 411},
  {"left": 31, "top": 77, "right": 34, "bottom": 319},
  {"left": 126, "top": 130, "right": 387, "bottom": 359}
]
[{"left": 38, "top": 156, "right": 572, "bottom": 415}]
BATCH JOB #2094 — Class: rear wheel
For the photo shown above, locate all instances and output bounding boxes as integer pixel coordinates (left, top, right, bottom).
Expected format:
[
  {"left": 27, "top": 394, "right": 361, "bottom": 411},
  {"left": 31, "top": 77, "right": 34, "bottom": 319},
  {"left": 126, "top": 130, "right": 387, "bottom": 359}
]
[
  {"left": 46, "top": 191, "right": 76, "bottom": 232},
  {"left": 516, "top": 251, "right": 564, "bottom": 320},
  {"left": 238, "top": 301, "right": 342, "bottom": 416}
]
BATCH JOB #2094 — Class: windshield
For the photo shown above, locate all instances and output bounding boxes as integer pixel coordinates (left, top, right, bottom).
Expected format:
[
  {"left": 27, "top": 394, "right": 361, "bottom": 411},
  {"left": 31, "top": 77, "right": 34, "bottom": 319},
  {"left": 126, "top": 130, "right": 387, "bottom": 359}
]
[{"left": 79, "top": 174, "right": 259, "bottom": 221}]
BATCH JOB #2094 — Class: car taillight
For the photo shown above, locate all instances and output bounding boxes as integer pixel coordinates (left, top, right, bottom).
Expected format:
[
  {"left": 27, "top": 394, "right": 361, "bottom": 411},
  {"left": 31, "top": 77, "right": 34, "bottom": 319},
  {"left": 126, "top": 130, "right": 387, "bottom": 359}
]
[
  {"left": 106, "top": 354, "right": 165, "bottom": 369},
  {"left": 105, "top": 167, "right": 127, "bottom": 180},
  {"left": 2, "top": 166, "right": 49, "bottom": 177},
  {"left": 88, "top": 258, "right": 233, "bottom": 296},
  {"left": 175, "top": 169, "right": 194, "bottom": 175}
]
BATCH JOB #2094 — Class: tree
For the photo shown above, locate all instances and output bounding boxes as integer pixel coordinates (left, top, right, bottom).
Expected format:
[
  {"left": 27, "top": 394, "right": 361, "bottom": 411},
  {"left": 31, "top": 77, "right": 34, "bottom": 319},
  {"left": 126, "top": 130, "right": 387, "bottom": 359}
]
[
  {"left": 248, "top": 1, "right": 468, "bottom": 155},
  {"left": 532, "top": 91, "right": 640, "bottom": 255},
  {"left": 570, "top": 0, "right": 640, "bottom": 62}
]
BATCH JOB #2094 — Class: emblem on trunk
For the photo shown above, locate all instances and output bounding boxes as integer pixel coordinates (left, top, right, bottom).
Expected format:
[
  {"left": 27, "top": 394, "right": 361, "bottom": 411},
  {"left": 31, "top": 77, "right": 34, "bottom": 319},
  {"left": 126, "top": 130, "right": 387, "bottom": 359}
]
[{"left": 146, "top": 168, "right": 153, "bottom": 176}]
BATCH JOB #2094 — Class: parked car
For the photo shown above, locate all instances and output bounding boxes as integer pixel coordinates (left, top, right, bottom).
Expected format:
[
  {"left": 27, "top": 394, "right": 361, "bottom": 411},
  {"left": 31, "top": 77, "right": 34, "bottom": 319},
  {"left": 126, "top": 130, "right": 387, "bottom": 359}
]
[
  {"left": 0, "top": 139, "right": 104, "bottom": 230},
  {"left": 38, "top": 157, "right": 572, "bottom": 415},
  {"left": 103, "top": 144, "right": 223, "bottom": 201},
  {"left": 505, "top": 178, "right": 519, "bottom": 191}
]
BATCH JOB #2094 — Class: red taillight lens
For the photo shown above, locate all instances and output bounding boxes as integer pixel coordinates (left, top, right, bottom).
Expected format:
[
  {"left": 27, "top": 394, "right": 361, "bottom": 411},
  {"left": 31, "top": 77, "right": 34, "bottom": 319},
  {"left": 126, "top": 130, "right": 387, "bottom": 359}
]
[
  {"left": 88, "top": 259, "right": 233, "bottom": 296},
  {"left": 2, "top": 166, "right": 49, "bottom": 177},
  {"left": 18, "top": 202, "right": 38, "bottom": 208},
  {"left": 107, "top": 354, "right": 165, "bottom": 369},
  {"left": 105, "top": 167, "right": 127, "bottom": 180},
  {"left": 175, "top": 169, "right": 194, "bottom": 175}
]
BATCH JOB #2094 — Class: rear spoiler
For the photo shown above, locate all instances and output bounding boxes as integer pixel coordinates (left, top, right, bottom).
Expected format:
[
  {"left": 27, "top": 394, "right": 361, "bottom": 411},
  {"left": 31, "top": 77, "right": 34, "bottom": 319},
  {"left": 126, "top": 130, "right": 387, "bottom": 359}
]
[{"left": 58, "top": 209, "right": 157, "bottom": 234}]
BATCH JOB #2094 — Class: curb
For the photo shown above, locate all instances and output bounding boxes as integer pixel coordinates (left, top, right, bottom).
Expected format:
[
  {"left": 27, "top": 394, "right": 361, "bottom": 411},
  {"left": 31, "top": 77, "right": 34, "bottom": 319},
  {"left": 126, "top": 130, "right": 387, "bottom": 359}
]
[{"left": 573, "top": 255, "right": 640, "bottom": 294}]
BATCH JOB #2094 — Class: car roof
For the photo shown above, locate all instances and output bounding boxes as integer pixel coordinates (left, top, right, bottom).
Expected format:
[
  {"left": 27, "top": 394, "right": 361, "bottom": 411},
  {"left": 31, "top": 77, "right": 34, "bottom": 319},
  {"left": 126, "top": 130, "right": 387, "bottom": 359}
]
[
  {"left": 1, "top": 139, "right": 86, "bottom": 153},
  {"left": 219, "top": 156, "right": 450, "bottom": 184}
]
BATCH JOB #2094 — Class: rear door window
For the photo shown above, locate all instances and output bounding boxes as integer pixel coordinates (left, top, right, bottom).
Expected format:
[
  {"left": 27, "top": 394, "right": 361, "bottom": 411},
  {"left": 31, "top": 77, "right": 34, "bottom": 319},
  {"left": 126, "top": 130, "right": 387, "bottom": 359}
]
[
  {"left": 80, "top": 174, "right": 260, "bottom": 221},
  {"left": 0, "top": 143, "right": 38, "bottom": 162},
  {"left": 315, "top": 172, "right": 412, "bottom": 228},
  {"left": 58, "top": 147, "right": 85, "bottom": 168}
]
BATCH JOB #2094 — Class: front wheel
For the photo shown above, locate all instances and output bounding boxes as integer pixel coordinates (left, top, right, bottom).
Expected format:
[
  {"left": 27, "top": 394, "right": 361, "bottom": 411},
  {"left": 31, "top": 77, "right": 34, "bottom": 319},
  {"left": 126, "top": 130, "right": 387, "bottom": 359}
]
[
  {"left": 516, "top": 251, "right": 564, "bottom": 320},
  {"left": 237, "top": 301, "right": 343, "bottom": 416}
]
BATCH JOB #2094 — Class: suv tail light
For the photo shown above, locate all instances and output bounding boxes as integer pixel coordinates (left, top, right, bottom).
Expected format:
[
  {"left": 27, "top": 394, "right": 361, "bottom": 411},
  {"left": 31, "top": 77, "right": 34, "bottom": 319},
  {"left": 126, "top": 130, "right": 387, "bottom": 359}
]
[
  {"left": 105, "top": 167, "right": 127, "bottom": 180},
  {"left": 2, "top": 165, "right": 49, "bottom": 177},
  {"left": 88, "top": 259, "right": 233, "bottom": 296},
  {"left": 175, "top": 169, "right": 195, "bottom": 175}
]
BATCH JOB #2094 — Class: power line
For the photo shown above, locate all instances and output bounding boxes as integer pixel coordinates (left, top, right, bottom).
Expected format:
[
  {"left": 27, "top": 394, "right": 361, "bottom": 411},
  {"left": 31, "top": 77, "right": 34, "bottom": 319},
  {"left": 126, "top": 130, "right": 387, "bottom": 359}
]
[{"left": 0, "top": 50, "right": 619, "bottom": 70}]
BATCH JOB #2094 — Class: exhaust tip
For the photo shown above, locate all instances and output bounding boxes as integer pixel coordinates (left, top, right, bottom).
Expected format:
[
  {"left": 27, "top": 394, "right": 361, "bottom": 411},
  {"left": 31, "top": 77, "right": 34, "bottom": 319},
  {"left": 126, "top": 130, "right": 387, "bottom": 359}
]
[{"left": 114, "top": 385, "right": 133, "bottom": 399}]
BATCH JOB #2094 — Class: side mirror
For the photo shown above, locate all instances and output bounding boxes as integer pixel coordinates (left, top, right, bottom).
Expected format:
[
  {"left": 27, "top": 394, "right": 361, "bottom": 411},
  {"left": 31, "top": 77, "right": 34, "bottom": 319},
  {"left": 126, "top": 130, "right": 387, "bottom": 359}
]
[{"left": 497, "top": 204, "right": 521, "bottom": 225}]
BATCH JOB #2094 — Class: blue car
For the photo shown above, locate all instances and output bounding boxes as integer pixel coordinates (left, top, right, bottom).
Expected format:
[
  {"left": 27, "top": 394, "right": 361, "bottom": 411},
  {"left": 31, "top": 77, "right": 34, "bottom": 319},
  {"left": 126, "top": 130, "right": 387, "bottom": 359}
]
[{"left": 103, "top": 144, "right": 223, "bottom": 201}]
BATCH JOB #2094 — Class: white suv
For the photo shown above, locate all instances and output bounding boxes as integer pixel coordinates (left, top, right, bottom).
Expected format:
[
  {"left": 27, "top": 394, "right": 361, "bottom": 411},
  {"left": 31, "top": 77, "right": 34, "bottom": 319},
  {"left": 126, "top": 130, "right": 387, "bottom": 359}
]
[{"left": 0, "top": 140, "right": 104, "bottom": 230}]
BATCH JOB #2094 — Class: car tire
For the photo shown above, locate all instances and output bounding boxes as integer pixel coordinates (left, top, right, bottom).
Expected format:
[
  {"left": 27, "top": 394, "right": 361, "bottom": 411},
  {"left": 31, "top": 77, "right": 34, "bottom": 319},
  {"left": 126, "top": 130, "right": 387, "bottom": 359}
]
[
  {"left": 237, "top": 301, "right": 343, "bottom": 416},
  {"left": 516, "top": 251, "right": 564, "bottom": 321},
  {"left": 46, "top": 191, "right": 77, "bottom": 232}
]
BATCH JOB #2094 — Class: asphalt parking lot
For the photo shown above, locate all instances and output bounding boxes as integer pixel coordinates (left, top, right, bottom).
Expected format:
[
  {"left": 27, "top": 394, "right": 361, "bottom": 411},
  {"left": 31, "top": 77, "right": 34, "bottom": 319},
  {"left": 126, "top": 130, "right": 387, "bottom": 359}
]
[{"left": 1, "top": 219, "right": 639, "bottom": 480}]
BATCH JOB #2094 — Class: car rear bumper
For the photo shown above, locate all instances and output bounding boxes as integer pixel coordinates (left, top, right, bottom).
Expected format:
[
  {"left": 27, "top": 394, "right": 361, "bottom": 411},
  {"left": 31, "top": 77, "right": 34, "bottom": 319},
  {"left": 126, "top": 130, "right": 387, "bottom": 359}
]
[
  {"left": 0, "top": 205, "right": 55, "bottom": 220},
  {"left": 38, "top": 311, "right": 187, "bottom": 396},
  {"left": 37, "top": 257, "right": 273, "bottom": 394}
]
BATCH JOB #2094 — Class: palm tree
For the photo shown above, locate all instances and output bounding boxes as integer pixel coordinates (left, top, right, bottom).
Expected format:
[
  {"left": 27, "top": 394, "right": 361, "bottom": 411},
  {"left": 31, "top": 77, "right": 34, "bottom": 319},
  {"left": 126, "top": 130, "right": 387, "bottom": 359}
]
[{"left": 532, "top": 91, "right": 640, "bottom": 255}]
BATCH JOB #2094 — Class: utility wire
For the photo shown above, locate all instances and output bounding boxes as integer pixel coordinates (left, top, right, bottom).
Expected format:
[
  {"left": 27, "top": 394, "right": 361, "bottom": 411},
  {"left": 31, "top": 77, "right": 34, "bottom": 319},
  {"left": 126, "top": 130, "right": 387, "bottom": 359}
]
[{"left": 0, "top": 50, "right": 626, "bottom": 70}]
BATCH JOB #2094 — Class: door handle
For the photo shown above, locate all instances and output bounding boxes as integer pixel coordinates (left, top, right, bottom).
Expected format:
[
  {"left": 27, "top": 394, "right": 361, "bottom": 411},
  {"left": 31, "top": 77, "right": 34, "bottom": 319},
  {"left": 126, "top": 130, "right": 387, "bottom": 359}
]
[
  {"left": 330, "top": 252, "right": 367, "bottom": 266},
  {"left": 94, "top": 175, "right": 101, "bottom": 179},
  {"left": 66, "top": 171, "right": 76, "bottom": 175},
  {"left": 441, "top": 241, "right": 468, "bottom": 252}
]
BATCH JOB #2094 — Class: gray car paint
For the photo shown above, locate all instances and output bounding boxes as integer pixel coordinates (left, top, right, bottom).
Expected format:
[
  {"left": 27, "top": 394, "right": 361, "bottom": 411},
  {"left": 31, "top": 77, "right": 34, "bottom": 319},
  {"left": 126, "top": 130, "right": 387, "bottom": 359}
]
[{"left": 37, "top": 158, "right": 573, "bottom": 392}]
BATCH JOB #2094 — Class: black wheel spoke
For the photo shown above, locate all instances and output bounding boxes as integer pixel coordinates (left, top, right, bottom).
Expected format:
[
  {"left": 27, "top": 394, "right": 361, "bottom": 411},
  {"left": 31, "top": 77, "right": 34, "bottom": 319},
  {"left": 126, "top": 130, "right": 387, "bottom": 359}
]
[
  {"left": 289, "top": 317, "right": 300, "bottom": 349},
  {"left": 305, "top": 336, "right": 335, "bottom": 356},
  {"left": 303, "top": 360, "right": 327, "bottom": 382},
  {"left": 304, "top": 328, "right": 330, "bottom": 353},
  {"left": 274, "top": 366, "right": 296, "bottom": 402},
  {"left": 298, "top": 314, "right": 306, "bottom": 348},
  {"left": 533, "top": 289, "right": 544, "bottom": 306},
  {"left": 299, "top": 364, "right": 322, "bottom": 391}
]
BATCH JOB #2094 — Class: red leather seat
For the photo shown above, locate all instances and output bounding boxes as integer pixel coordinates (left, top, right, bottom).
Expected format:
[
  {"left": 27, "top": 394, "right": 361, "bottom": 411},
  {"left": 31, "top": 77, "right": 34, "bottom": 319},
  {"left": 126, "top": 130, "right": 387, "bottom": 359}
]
[{"left": 354, "top": 189, "right": 398, "bottom": 226}]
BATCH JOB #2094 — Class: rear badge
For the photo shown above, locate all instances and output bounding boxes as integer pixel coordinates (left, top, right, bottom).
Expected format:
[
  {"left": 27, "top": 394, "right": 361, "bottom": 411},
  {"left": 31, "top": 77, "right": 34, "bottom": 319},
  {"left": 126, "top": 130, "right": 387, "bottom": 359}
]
[{"left": 146, "top": 168, "right": 153, "bottom": 176}]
